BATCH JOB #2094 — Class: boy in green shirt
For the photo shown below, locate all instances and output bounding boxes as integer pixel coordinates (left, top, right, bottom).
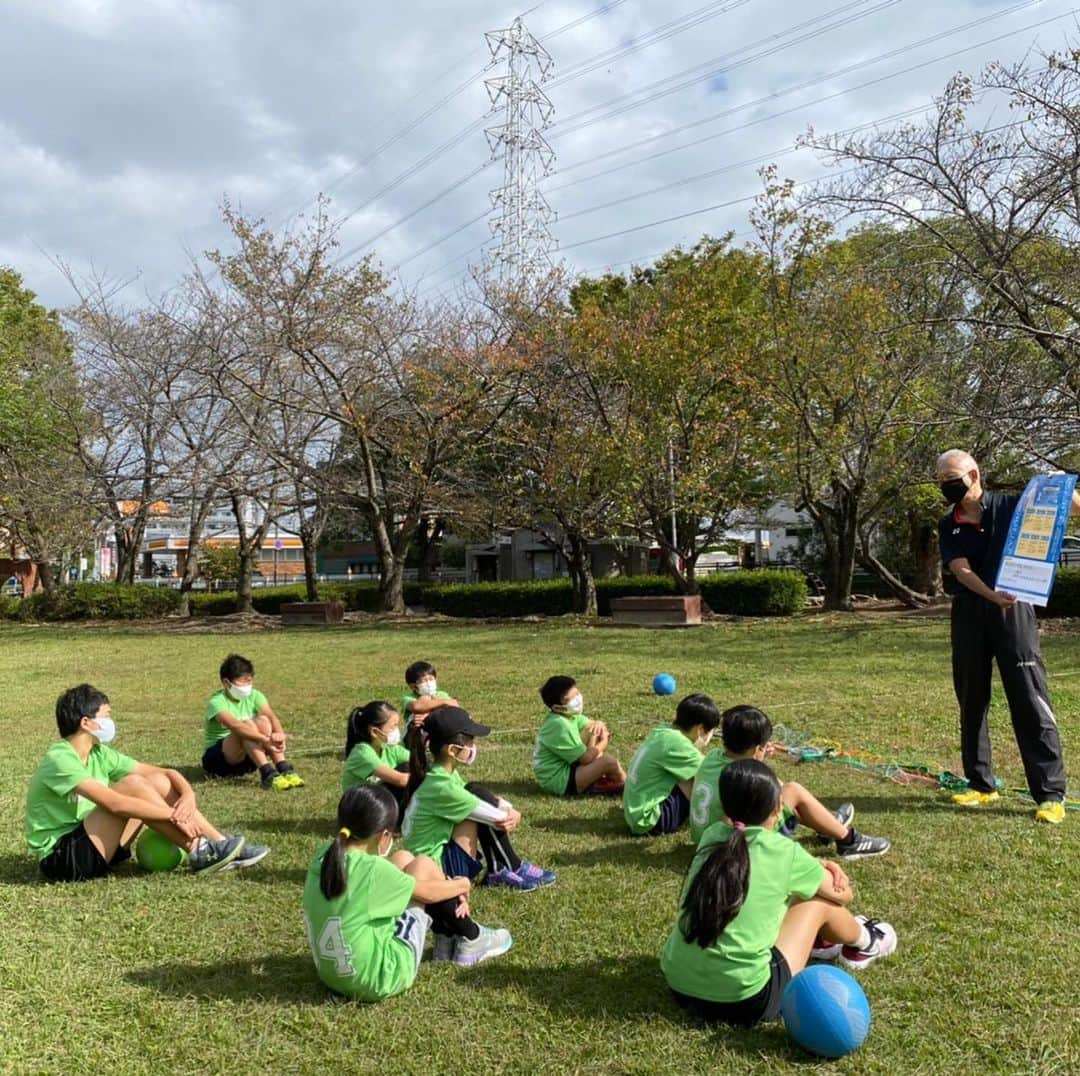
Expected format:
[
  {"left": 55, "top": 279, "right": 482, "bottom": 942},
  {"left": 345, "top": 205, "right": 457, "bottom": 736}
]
[
  {"left": 624, "top": 694, "right": 720, "bottom": 835},
  {"left": 533, "top": 675, "right": 625, "bottom": 795},
  {"left": 202, "top": 653, "right": 303, "bottom": 791},
  {"left": 689, "top": 705, "right": 890, "bottom": 859},
  {"left": 26, "top": 683, "right": 267, "bottom": 882},
  {"left": 400, "top": 660, "right": 458, "bottom": 729}
]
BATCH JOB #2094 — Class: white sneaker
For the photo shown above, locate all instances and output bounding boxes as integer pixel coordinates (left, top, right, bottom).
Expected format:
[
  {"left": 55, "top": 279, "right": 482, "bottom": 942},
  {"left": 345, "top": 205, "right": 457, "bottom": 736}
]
[
  {"left": 452, "top": 925, "right": 512, "bottom": 967},
  {"left": 839, "top": 916, "right": 897, "bottom": 970}
]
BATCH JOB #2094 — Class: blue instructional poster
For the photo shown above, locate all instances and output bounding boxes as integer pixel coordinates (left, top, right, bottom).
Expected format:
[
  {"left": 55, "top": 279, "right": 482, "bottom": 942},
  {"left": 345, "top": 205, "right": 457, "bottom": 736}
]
[{"left": 995, "top": 473, "right": 1078, "bottom": 606}]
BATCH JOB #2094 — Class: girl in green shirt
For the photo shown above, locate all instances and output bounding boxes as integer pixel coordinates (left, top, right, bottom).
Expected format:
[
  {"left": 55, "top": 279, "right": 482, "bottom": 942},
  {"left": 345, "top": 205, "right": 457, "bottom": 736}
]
[
  {"left": 661, "top": 760, "right": 897, "bottom": 1026},
  {"left": 304, "top": 785, "right": 512, "bottom": 989},
  {"left": 342, "top": 702, "right": 411, "bottom": 809}
]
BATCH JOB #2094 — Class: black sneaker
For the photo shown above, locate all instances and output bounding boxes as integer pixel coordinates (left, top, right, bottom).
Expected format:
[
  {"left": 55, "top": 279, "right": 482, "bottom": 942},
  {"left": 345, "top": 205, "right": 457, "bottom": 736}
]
[
  {"left": 836, "top": 827, "right": 890, "bottom": 859},
  {"left": 189, "top": 835, "right": 245, "bottom": 875}
]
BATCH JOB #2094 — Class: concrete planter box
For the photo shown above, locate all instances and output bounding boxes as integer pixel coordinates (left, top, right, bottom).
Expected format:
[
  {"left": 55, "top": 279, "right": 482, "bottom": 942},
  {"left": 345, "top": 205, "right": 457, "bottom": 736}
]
[
  {"left": 281, "top": 601, "right": 345, "bottom": 626},
  {"left": 609, "top": 595, "right": 702, "bottom": 627}
]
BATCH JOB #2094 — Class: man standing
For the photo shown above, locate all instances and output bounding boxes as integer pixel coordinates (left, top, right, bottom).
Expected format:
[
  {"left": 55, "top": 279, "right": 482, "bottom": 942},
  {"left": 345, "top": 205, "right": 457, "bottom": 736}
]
[{"left": 937, "top": 449, "right": 1070, "bottom": 824}]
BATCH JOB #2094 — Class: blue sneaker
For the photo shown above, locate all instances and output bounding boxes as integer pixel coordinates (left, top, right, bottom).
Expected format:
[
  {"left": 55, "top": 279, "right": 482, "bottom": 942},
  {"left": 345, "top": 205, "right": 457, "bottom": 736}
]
[
  {"left": 484, "top": 867, "right": 539, "bottom": 893},
  {"left": 188, "top": 835, "right": 244, "bottom": 875},
  {"left": 516, "top": 861, "right": 557, "bottom": 887},
  {"left": 223, "top": 840, "right": 270, "bottom": 871}
]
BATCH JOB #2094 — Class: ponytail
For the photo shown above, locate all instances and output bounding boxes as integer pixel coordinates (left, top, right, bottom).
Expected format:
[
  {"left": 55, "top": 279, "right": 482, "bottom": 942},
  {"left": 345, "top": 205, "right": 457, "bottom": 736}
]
[
  {"left": 679, "top": 828, "right": 750, "bottom": 947},
  {"left": 679, "top": 758, "right": 782, "bottom": 948},
  {"left": 320, "top": 785, "right": 398, "bottom": 901},
  {"left": 405, "top": 723, "right": 431, "bottom": 797}
]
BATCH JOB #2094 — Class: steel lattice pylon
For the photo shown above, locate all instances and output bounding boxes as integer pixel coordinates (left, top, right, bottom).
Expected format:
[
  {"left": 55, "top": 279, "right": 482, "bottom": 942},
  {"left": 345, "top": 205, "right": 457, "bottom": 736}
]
[{"left": 484, "top": 17, "right": 557, "bottom": 290}]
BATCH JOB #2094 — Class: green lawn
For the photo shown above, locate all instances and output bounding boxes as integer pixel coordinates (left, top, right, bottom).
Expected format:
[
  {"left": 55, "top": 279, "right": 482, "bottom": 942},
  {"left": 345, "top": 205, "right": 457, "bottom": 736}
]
[{"left": 0, "top": 615, "right": 1077, "bottom": 1075}]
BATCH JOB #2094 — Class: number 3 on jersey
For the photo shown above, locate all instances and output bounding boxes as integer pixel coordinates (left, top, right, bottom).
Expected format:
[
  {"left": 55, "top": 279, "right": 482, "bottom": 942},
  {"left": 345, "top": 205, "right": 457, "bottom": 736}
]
[{"left": 305, "top": 914, "right": 355, "bottom": 977}]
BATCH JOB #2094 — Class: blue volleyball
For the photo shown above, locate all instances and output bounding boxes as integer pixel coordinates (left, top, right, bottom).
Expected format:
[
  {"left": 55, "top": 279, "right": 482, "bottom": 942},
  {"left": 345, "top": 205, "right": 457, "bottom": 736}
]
[
  {"left": 781, "top": 965, "right": 871, "bottom": 1059},
  {"left": 652, "top": 673, "right": 676, "bottom": 696}
]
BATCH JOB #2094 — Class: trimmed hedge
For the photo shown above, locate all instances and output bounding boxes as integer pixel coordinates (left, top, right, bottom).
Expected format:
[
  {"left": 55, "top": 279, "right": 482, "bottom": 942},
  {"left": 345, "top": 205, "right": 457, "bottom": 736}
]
[
  {"left": 1044, "top": 567, "right": 1080, "bottom": 617},
  {"left": 3, "top": 584, "right": 182, "bottom": 621},
  {"left": 187, "top": 581, "right": 426, "bottom": 616},
  {"left": 595, "top": 574, "right": 679, "bottom": 616},
  {"left": 698, "top": 570, "right": 808, "bottom": 616},
  {"left": 423, "top": 579, "right": 573, "bottom": 617}
]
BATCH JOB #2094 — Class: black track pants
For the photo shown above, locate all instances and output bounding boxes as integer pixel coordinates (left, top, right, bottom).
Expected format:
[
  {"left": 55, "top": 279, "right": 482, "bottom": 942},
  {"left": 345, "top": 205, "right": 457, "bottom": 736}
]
[
  {"left": 465, "top": 781, "right": 522, "bottom": 873},
  {"left": 950, "top": 594, "right": 1067, "bottom": 802}
]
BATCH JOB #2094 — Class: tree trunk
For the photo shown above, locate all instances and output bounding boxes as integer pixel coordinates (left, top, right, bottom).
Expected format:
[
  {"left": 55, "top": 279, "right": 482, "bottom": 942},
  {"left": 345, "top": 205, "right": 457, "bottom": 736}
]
[
  {"left": 813, "top": 497, "right": 857, "bottom": 611},
  {"left": 416, "top": 516, "right": 444, "bottom": 584},
  {"left": 856, "top": 545, "right": 933, "bottom": 608},
  {"left": 909, "top": 513, "right": 942, "bottom": 596},
  {"left": 566, "top": 533, "right": 597, "bottom": 616},
  {"left": 37, "top": 558, "right": 57, "bottom": 600},
  {"left": 301, "top": 535, "right": 319, "bottom": 601},
  {"left": 369, "top": 511, "right": 405, "bottom": 613}
]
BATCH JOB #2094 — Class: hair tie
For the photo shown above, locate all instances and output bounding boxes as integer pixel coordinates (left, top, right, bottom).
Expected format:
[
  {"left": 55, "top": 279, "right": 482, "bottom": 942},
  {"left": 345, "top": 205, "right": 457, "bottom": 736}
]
[
  {"left": 339, "top": 827, "right": 352, "bottom": 839},
  {"left": 733, "top": 821, "right": 746, "bottom": 831}
]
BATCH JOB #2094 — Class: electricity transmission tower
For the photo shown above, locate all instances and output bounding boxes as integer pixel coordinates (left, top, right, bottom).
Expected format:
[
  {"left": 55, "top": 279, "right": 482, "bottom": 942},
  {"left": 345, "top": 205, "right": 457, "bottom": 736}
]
[{"left": 484, "top": 17, "right": 557, "bottom": 290}]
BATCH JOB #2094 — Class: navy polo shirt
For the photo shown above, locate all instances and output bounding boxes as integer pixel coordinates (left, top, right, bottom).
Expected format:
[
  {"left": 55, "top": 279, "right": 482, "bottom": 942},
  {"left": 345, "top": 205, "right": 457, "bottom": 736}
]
[{"left": 938, "top": 492, "right": 1020, "bottom": 592}]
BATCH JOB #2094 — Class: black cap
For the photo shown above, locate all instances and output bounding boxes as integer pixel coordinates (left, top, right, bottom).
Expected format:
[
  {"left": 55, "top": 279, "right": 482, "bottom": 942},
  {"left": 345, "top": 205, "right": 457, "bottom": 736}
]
[{"left": 425, "top": 706, "right": 491, "bottom": 741}]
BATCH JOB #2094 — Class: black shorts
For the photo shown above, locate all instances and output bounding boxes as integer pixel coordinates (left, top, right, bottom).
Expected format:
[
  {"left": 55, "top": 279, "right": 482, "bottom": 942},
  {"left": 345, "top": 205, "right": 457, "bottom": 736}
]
[
  {"left": 39, "top": 822, "right": 132, "bottom": 884},
  {"left": 649, "top": 786, "right": 691, "bottom": 835},
  {"left": 672, "top": 948, "right": 792, "bottom": 1026},
  {"left": 202, "top": 739, "right": 256, "bottom": 778},
  {"left": 564, "top": 761, "right": 581, "bottom": 797}
]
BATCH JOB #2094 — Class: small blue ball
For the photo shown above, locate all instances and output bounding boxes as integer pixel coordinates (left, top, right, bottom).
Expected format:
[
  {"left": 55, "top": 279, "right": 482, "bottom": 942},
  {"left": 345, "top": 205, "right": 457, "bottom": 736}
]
[
  {"left": 781, "top": 964, "right": 871, "bottom": 1059},
  {"left": 652, "top": 673, "right": 676, "bottom": 696}
]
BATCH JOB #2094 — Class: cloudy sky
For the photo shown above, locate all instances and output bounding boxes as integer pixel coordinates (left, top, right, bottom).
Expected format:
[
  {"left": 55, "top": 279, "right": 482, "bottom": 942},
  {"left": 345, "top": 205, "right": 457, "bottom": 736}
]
[{"left": 3, "top": 0, "right": 1077, "bottom": 309}]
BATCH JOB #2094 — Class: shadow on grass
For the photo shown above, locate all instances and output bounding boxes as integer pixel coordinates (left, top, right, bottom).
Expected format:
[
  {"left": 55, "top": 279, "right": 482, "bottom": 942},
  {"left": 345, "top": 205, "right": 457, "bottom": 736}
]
[
  {"left": 0, "top": 854, "right": 46, "bottom": 886},
  {"left": 548, "top": 839, "right": 695, "bottom": 874},
  {"left": 532, "top": 813, "right": 625, "bottom": 836},
  {"left": 127, "top": 953, "right": 329, "bottom": 1005},
  {"left": 474, "top": 779, "right": 543, "bottom": 801}
]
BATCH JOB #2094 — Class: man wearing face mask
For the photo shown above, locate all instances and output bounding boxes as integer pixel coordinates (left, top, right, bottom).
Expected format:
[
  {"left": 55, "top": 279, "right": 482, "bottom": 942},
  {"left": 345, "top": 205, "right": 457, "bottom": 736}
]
[{"left": 936, "top": 449, "right": 1072, "bottom": 824}]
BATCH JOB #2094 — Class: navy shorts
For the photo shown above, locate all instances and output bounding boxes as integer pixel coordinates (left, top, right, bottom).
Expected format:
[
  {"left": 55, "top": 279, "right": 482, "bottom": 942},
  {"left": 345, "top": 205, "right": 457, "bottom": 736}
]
[
  {"left": 441, "top": 839, "right": 484, "bottom": 881},
  {"left": 39, "top": 822, "right": 133, "bottom": 883},
  {"left": 672, "top": 947, "right": 792, "bottom": 1026},
  {"left": 202, "top": 739, "right": 256, "bottom": 778},
  {"left": 650, "top": 786, "right": 691, "bottom": 835},
  {"left": 563, "top": 761, "right": 581, "bottom": 797}
]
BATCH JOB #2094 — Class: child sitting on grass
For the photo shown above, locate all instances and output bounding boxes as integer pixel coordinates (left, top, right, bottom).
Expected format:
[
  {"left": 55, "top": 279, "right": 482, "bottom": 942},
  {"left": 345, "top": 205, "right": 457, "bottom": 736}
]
[
  {"left": 304, "top": 785, "right": 512, "bottom": 993},
  {"left": 342, "top": 701, "right": 411, "bottom": 810},
  {"left": 26, "top": 683, "right": 268, "bottom": 882},
  {"left": 624, "top": 694, "right": 720, "bottom": 836},
  {"left": 400, "top": 660, "right": 458, "bottom": 730},
  {"left": 202, "top": 653, "right": 303, "bottom": 791},
  {"left": 533, "top": 675, "right": 625, "bottom": 796},
  {"left": 402, "top": 707, "right": 556, "bottom": 894},
  {"left": 661, "top": 759, "right": 898, "bottom": 1027},
  {"left": 689, "top": 705, "right": 890, "bottom": 859}
]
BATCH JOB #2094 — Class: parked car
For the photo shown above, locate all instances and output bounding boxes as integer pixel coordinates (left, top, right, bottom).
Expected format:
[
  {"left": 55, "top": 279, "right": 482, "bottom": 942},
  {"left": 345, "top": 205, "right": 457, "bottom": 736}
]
[{"left": 1060, "top": 535, "right": 1080, "bottom": 567}]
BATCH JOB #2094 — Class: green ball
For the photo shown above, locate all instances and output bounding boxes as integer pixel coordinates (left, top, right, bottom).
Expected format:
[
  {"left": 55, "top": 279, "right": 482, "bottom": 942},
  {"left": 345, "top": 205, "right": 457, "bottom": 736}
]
[{"left": 135, "top": 828, "right": 186, "bottom": 872}]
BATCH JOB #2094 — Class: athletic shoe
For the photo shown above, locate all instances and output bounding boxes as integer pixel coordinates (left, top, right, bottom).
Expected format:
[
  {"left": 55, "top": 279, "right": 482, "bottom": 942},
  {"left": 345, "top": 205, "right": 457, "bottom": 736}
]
[
  {"left": 188, "top": 835, "right": 245, "bottom": 875},
  {"left": 223, "top": 841, "right": 270, "bottom": 871},
  {"left": 1035, "top": 800, "right": 1065, "bottom": 825},
  {"left": 281, "top": 772, "right": 305, "bottom": 789},
  {"left": 836, "top": 827, "right": 890, "bottom": 859},
  {"left": 778, "top": 813, "right": 799, "bottom": 839},
  {"left": 589, "top": 775, "right": 625, "bottom": 795},
  {"left": 810, "top": 935, "right": 843, "bottom": 961},
  {"left": 432, "top": 934, "right": 456, "bottom": 962},
  {"left": 484, "top": 867, "right": 540, "bottom": 893},
  {"left": 516, "top": 861, "right": 557, "bottom": 887},
  {"left": 951, "top": 789, "right": 1000, "bottom": 807},
  {"left": 839, "top": 916, "right": 898, "bottom": 970},
  {"left": 262, "top": 773, "right": 292, "bottom": 792},
  {"left": 815, "top": 802, "right": 856, "bottom": 845},
  {"left": 452, "top": 925, "right": 513, "bottom": 967}
]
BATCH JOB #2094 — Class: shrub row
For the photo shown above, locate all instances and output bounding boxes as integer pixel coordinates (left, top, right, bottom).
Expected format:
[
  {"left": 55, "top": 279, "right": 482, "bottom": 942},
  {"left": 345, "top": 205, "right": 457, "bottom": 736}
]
[
  {"left": 1043, "top": 567, "right": 1080, "bottom": 617},
  {"left": 0, "top": 571, "right": 808, "bottom": 622}
]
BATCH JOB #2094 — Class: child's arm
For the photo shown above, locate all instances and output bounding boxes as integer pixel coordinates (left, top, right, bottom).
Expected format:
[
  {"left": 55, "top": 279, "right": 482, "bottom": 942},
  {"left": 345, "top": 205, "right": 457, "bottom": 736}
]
[
  {"left": 72, "top": 777, "right": 199, "bottom": 838},
  {"left": 815, "top": 861, "right": 854, "bottom": 905},
  {"left": 407, "top": 696, "right": 459, "bottom": 718},
  {"left": 371, "top": 763, "right": 409, "bottom": 788},
  {"left": 131, "top": 761, "right": 197, "bottom": 822},
  {"left": 215, "top": 711, "right": 272, "bottom": 746},
  {"left": 256, "top": 701, "right": 286, "bottom": 748},
  {"left": 411, "top": 874, "right": 470, "bottom": 905}
]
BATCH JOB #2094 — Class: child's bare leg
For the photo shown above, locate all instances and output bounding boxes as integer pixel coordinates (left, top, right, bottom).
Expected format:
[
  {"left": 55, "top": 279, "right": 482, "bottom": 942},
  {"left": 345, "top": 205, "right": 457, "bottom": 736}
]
[
  {"left": 782, "top": 781, "right": 847, "bottom": 840},
  {"left": 390, "top": 850, "right": 415, "bottom": 871},
  {"left": 450, "top": 819, "right": 480, "bottom": 858},
  {"left": 677, "top": 778, "right": 695, "bottom": 800},
  {"left": 403, "top": 854, "right": 445, "bottom": 882},
  {"left": 574, "top": 754, "right": 624, "bottom": 792},
  {"left": 220, "top": 729, "right": 268, "bottom": 768},
  {"left": 252, "top": 716, "right": 286, "bottom": 765},
  {"left": 775, "top": 898, "right": 863, "bottom": 975}
]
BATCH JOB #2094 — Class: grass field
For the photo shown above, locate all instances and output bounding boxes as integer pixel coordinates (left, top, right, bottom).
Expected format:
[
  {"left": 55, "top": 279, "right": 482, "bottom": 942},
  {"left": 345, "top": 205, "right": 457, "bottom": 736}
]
[{"left": 0, "top": 614, "right": 1077, "bottom": 1075}]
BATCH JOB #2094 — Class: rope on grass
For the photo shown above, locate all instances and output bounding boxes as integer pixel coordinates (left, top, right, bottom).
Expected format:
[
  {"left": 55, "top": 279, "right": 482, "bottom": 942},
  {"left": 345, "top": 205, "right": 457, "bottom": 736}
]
[{"left": 770, "top": 724, "right": 1080, "bottom": 810}]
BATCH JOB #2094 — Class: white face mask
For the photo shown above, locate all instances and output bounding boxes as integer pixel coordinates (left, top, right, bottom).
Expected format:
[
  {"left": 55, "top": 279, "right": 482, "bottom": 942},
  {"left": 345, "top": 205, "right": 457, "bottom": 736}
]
[
  {"left": 90, "top": 716, "right": 116, "bottom": 744},
  {"left": 417, "top": 679, "right": 437, "bottom": 698},
  {"left": 695, "top": 732, "right": 714, "bottom": 751},
  {"left": 229, "top": 682, "right": 254, "bottom": 699},
  {"left": 384, "top": 727, "right": 402, "bottom": 747},
  {"left": 563, "top": 694, "right": 584, "bottom": 715},
  {"left": 378, "top": 833, "right": 393, "bottom": 858},
  {"left": 453, "top": 744, "right": 477, "bottom": 766}
]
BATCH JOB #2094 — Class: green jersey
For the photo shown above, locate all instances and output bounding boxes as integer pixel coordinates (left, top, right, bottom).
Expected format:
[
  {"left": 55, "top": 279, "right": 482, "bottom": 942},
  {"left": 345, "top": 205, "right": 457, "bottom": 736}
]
[
  {"left": 400, "top": 765, "right": 479, "bottom": 861},
  {"left": 302, "top": 843, "right": 417, "bottom": 1000},
  {"left": 203, "top": 687, "right": 269, "bottom": 749},
  {"left": 623, "top": 725, "right": 703, "bottom": 834},
  {"left": 25, "top": 740, "right": 137, "bottom": 859},
  {"left": 661, "top": 820, "right": 825, "bottom": 1002},
  {"left": 400, "top": 689, "right": 452, "bottom": 726},
  {"left": 689, "top": 751, "right": 794, "bottom": 845},
  {"left": 532, "top": 712, "right": 588, "bottom": 795},
  {"left": 341, "top": 741, "right": 411, "bottom": 792}
]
